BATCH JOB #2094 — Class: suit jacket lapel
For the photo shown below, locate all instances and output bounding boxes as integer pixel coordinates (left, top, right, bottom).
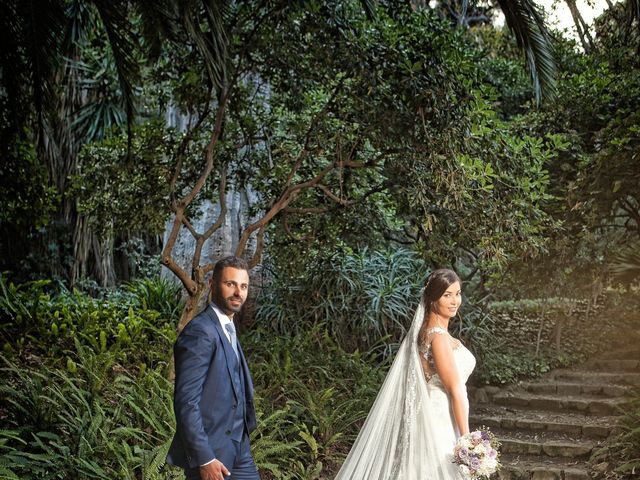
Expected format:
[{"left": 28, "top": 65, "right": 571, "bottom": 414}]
[
  {"left": 236, "top": 342, "right": 254, "bottom": 399},
  {"left": 206, "top": 306, "right": 240, "bottom": 396}
]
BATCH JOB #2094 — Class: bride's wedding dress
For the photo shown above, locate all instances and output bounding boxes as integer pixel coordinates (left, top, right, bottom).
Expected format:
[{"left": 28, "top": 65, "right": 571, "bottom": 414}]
[{"left": 334, "top": 300, "right": 476, "bottom": 479}]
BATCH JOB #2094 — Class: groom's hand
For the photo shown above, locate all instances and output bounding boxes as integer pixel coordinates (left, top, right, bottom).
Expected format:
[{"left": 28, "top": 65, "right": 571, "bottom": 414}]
[{"left": 199, "top": 459, "right": 230, "bottom": 480}]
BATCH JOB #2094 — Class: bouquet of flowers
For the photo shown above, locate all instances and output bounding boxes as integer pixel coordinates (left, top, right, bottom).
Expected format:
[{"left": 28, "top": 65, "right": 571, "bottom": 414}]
[{"left": 452, "top": 428, "right": 501, "bottom": 479}]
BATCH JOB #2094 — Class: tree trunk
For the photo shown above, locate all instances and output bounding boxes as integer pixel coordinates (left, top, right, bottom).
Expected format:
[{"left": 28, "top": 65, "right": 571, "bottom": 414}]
[
  {"left": 177, "top": 281, "right": 209, "bottom": 333},
  {"left": 565, "top": 0, "right": 594, "bottom": 52}
]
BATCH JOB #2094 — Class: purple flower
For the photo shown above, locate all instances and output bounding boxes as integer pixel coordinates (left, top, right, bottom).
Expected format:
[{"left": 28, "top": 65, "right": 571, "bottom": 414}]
[
  {"left": 469, "top": 457, "right": 481, "bottom": 470},
  {"left": 457, "top": 448, "right": 470, "bottom": 461}
]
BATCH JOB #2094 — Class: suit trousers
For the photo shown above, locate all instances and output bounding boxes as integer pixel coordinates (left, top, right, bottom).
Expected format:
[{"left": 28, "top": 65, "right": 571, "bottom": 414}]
[{"left": 184, "top": 432, "right": 259, "bottom": 480}]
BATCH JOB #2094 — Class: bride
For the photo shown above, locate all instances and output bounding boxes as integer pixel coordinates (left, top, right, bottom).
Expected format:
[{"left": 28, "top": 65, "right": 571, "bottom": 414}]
[{"left": 334, "top": 269, "right": 476, "bottom": 479}]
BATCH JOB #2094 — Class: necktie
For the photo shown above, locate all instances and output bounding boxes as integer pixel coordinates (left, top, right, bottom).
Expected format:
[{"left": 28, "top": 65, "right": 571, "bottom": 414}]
[{"left": 225, "top": 322, "right": 239, "bottom": 359}]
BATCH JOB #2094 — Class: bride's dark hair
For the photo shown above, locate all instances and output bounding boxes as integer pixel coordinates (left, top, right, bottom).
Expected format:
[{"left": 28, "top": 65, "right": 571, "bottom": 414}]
[{"left": 422, "top": 269, "right": 461, "bottom": 312}]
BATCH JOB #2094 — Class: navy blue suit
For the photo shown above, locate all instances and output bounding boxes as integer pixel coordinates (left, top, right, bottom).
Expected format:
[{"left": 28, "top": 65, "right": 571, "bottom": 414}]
[{"left": 167, "top": 304, "right": 258, "bottom": 477}]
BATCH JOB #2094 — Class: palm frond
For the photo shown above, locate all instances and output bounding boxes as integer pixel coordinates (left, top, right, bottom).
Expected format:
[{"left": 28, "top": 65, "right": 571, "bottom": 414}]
[
  {"left": 0, "top": 0, "right": 65, "bottom": 135},
  {"left": 91, "top": 0, "right": 140, "bottom": 130},
  {"left": 628, "top": 0, "right": 640, "bottom": 23},
  {"left": 609, "top": 243, "right": 640, "bottom": 285},
  {"left": 134, "top": 0, "right": 178, "bottom": 62},
  {"left": 178, "top": 0, "right": 230, "bottom": 91},
  {"left": 496, "top": 0, "right": 557, "bottom": 104},
  {"left": 65, "top": 0, "right": 94, "bottom": 47},
  {"left": 359, "top": 0, "right": 377, "bottom": 20}
]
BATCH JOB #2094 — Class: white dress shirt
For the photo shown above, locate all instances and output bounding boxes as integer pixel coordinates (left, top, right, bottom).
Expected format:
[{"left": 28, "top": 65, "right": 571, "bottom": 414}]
[{"left": 211, "top": 303, "right": 234, "bottom": 343}]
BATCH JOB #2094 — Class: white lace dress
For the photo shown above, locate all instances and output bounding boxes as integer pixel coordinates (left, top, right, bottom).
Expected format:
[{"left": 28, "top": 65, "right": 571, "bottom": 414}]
[
  {"left": 417, "top": 327, "right": 477, "bottom": 478},
  {"left": 334, "top": 301, "right": 476, "bottom": 480}
]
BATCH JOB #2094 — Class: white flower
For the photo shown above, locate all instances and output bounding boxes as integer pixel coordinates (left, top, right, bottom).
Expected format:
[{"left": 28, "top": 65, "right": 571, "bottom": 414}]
[
  {"left": 473, "top": 444, "right": 487, "bottom": 456},
  {"left": 484, "top": 457, "right": 498, "bottom": 471},
  {"left": 460, "top": 437, "right": 473, "bottom": 449}
]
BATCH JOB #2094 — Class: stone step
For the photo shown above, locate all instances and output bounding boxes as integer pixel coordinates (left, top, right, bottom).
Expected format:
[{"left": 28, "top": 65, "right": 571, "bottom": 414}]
[
  {"left": 584, "top": 359, "right": 640, "bottom": 372},
  {"left": 497, "top": 454, "right": 590, "bottom": 480},
  {"left": 471, "top": 411, "right": 616, "bottom": 439},
  {"left": 551, "top": 370, "right": 640, "bottom": 386},
  {"left": 497, "top": 434, "right": 595, "bottom": 458},
  {"left": 520, "top": 381, "right": 633, "bottom": 398},
  {"left": 492, "top": 392, "right": 630, "bottom": 416}
]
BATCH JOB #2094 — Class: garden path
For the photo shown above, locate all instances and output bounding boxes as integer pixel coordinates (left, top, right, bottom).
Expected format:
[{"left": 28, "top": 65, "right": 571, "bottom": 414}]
[{"left": 471, "top": 337, "right": 640, "bottom": 479}]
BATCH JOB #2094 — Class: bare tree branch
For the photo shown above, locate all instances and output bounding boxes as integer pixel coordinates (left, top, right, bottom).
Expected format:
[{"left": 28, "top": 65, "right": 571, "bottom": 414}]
[
  {"left": 193, "top": 167, "right": 229, "bottom": 275},
  {"left": 181, "top": 216, "right": 198, "bottom": 238},
  {"left": 247, "top": 225, "right": 267, "bottom": 269},
  {"left": 315, "top": 184, "right": 352, "bottom": 206},
  {"left": 180, "top": 89, "right": 230, "bottom": 208},
  {"left": 169, "top": 87, "right": 213, "bottom": 199}
]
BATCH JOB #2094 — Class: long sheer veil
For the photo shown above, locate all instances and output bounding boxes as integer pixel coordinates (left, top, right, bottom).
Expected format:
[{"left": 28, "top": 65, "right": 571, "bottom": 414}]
[{"left": 334, "top": 298, "right": 446, "bottom": 479}]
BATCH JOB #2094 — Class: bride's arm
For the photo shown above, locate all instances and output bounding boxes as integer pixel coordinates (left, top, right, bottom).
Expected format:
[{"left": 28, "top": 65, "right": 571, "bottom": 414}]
[{"left": 430, "top": 335, "right": 469, "bottom": 436}]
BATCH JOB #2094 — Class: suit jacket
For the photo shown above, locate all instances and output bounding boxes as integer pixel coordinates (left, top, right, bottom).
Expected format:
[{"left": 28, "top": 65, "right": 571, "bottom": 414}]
[{"left": 167, "top": 304, "right": 257, "bottom": 469}]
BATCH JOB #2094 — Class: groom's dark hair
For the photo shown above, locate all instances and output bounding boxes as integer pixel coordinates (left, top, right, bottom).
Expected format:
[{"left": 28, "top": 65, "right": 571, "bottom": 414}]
[
  {"left": 212, "top": 255, "right": 249, "bottom": 282},
  {"left": 422, "top": 269, "right": 461, "bottom": 311}
]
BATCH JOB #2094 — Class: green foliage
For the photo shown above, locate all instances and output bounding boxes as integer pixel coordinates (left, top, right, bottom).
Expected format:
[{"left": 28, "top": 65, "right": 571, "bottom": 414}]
[
  {"left": 609, "top": 242, "right": 640, "bottom": 286},
  {"left": 471, "top": 293, "right": 640, "bottom": 385},
  {"left": 477, "top": 349, "right": 555, "bottom": 385},
  {"left": 71, "top": 121, "right": 197, "bottom": 237},
  {"left": 395, "top": 88, "right": 559, "bottom": 275},
  {"left": 244, "top": 324, "right": 388, "bottom": 477},
  {"left": 0, "top": 274, "right": 181, "bottom": 479},
  {"left": 0, "top": 276, "right": 391, "bottom": 479},
  {"left": 500, "top": 5, "right": 640, "bottom": 297},
  {"left": 0, "top": 138, "right": 58, "bottom": 228},
  {"left": 0, "top": 273, "right": 177, "bottom": 367},
  {"left": 470, "top": 25, "right": 534, "bottom": 116},
  {"left": 124, "top": 277, "right": 184, "bottom": 323},
  {"left": 257, "top": 248, "right": 427, "bottom": 353},
  {"left": 0, "top": 353, "right": 178, "bottom": 480},
  {"left": 590, "top": 392, "right": 640, "bottom": 479}
]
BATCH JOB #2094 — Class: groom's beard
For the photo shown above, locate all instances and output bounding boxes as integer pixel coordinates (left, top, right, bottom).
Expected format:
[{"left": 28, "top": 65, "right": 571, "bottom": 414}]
[
  {"left": 224, "top": 294, "right": 244, "bottom": 313},
  {"left": 213, "top": 289, "right": 245, "bottom": 315}
]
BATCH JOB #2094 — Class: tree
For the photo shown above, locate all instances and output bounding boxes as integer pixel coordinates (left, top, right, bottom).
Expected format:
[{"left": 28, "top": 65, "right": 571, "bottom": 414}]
[
  {"left": 68, "top": 2, "right": 557, "bottom": 328},
  {"left": 497, "top": 1, "right": 640, "bottom": 298}
]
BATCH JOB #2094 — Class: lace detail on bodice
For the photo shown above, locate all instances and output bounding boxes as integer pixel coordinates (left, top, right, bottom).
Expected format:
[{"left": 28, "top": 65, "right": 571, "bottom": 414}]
[{"left": 418, "top": 327, "right": 475, "bottom": 385}]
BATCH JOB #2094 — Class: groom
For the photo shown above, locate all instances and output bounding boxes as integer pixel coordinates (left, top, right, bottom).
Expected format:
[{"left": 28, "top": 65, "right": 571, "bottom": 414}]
[{"left": 167, "top": 256, "right": 259, "bottom": 480}]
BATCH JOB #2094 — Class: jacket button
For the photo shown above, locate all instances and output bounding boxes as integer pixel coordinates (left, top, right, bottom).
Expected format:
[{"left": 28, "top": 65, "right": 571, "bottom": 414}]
[{"left": 225, "top": 430, "right": 231, "bottom": 435}]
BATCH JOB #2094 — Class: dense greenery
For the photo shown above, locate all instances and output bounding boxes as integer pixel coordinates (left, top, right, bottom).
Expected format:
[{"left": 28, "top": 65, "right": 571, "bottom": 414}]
[
  {"left": 0, "top": 274, "right": 389, "bottom": 479},
  {"left": 3, "top": 261, "right": 639, "bottom": 478},
  {"left": 591, "top": 393, "right": 640, "bottom": 477},
  {"left": 1, "top": 0, "right": 639, "bottom": 479}
]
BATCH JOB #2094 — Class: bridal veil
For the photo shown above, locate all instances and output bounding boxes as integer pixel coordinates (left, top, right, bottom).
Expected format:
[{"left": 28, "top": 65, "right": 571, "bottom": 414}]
[{"left": 334, "top": 299, "right": 460, "bottom": 479}]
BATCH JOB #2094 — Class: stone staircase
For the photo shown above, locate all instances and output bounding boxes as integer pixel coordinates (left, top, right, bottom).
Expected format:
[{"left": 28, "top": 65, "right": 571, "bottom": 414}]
[{"left": 471, "top": 347, "right": 640, "bottom": 479}]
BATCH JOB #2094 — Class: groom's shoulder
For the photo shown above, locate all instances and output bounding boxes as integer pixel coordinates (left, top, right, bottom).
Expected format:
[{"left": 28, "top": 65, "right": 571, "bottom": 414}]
[{"left": 180, "top": 305, "right": 217, "bottom": 336}]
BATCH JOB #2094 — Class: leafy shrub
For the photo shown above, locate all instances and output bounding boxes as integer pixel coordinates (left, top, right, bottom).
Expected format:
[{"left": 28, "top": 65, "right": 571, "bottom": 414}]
[
  {"left": 590, "top": 392, "right": 640, "bottom": 479},
  {"left": 0, "top": 273, "right": 392, "bottom": 479},
  {"left": 244, "top": 324, "right": 389, "bottom": 478},
  {"left": 470, "top": 292, "right": 640, "bottom": 385},
  {"left": 0, "top": 273, "right": 177, "bottom": 368},
  {"left": 124, "top": 277, "right": 184, "bottom": 323},
  {"left": 0, "top": 350, "right": 177, "bottom": 480},
  {"left": 257, "top": 248, "right": 428, "bottom": 355}
]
